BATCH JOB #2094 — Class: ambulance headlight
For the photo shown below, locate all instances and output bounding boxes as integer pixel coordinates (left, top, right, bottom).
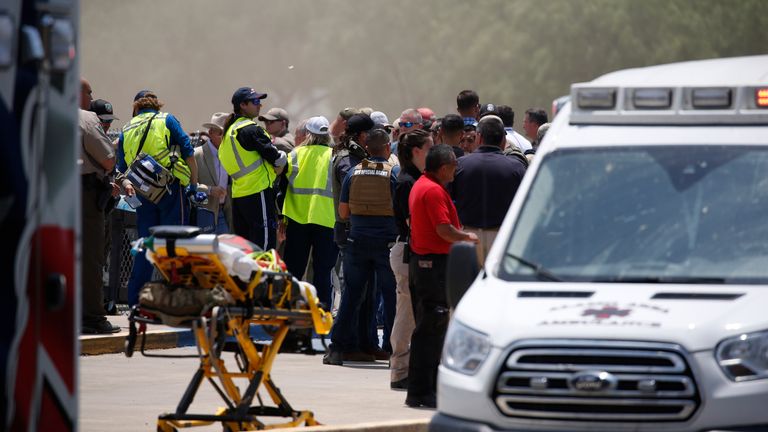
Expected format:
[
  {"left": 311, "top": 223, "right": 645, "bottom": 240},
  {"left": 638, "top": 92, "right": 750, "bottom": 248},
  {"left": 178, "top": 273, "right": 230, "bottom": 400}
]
[
  {"left": 716, "top": 330, "right": 768, "bottom": 382},
  {"left": 443, "top": 320, "right": 491, "bottom": 375}
]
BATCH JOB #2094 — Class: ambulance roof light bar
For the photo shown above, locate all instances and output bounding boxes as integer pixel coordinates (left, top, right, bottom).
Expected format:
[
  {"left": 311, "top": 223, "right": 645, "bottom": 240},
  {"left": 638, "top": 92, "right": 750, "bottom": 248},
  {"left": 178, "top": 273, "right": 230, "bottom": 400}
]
[
  {"left": 758, "top": 88, "right": 768, "bottom": 108},
  {"left": 570, "top": 84, "right": 768, "bottom": 125},
  {"left": 691, "top": 88, "right": 731, "bottom": 109}
]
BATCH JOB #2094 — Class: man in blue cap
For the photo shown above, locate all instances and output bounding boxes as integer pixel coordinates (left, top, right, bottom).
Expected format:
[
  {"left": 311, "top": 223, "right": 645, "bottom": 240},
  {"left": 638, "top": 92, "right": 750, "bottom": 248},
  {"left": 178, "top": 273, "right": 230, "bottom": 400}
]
[
  {"left": 117, "top": 89, "right": 200, "bottom": 306},
  {"left": 219, "top": 87, "right": 287, "bottom": 250}
]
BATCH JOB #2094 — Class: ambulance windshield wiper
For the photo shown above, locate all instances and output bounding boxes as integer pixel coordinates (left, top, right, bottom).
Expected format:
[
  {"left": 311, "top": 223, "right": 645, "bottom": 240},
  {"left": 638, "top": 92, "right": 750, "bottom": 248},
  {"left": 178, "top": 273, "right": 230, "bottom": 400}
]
[{"left": 505, "top": 253, "right": 563, "bottom": 282}]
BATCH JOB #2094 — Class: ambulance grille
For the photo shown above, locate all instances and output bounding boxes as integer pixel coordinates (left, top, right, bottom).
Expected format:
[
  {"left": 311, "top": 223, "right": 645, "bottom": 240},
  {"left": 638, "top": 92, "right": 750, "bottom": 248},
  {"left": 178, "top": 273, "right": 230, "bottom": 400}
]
[{"left": 493, "top": 340, "right": 700, "bottom": 422}]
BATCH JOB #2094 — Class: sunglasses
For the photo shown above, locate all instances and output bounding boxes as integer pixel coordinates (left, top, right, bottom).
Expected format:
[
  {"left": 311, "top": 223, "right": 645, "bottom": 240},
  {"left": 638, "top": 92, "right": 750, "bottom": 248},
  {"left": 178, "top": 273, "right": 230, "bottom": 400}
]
[
  {"left": 400, "top": 121, "right": 415, "bottom": 128},
  {"left": 248, "top": 99, "right": 262, "bottom": 106}
]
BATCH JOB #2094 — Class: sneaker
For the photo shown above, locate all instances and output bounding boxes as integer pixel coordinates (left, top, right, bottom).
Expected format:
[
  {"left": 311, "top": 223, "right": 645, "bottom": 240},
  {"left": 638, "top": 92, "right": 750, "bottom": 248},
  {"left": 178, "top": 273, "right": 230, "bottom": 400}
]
[
  {"left": 405, "top": 393, "right": 436, "bottom": 409},
  {"left": 322, "top": 349, "right": 343, "bottom": 366},
  {"left": 82, "top": 320, "right": 120, "bottom": 335},
  {"left": 364, "top": 347, "right": 390, "bottom": 361},
  {"left": 390, "top": 377, "right": 409, "bottom": 390},
  {"left": 342, "top": 351, "right": 376, "bottom": 362}
]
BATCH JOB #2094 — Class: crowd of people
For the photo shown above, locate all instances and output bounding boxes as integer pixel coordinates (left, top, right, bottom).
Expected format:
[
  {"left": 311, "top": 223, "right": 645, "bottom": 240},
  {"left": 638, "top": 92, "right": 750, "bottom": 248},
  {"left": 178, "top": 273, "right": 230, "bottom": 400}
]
[{"left": 78, "top": 79, "right": 551, "bottom": 409}]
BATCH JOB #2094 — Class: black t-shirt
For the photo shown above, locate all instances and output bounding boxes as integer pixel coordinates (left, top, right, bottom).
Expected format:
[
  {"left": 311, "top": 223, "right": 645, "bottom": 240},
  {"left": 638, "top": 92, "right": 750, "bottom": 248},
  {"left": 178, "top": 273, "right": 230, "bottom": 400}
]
[
  {"left": 450, "top": 145, "right": 527, "bottom": 229},
  {"left": 393, "top": 164, "right": 422, "bottom": 239}
]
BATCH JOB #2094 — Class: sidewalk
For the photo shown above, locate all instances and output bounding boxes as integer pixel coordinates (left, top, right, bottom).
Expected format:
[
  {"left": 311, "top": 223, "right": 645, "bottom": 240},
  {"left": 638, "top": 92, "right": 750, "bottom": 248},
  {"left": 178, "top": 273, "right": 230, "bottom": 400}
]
[{"left": 80, "top": 313, "right": 192, "bottom": 355}]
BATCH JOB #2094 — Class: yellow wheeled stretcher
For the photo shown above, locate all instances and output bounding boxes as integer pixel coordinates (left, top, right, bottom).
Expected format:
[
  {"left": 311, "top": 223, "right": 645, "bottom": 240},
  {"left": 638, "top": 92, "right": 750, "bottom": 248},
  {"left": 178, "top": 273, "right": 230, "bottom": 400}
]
[{"left": 124, "top": 226, "right": 332, "bottom": 432}]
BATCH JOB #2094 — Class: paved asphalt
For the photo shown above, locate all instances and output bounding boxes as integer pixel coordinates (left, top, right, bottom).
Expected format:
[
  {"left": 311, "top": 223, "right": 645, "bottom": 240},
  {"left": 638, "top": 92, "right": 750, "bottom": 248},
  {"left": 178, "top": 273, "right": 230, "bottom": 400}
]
[{"left": 80, "top": 347, "right": 434, "bottom": 431}]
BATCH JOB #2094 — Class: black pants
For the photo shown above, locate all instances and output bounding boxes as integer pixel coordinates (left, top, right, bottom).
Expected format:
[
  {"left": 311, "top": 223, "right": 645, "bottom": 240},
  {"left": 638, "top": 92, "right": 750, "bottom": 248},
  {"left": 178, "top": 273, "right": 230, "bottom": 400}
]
[
  {"left": 282, "top": 218, "right": 338, "bottom": 307},
  {"left": 407, "top": 253, "right": 450, "bottom": 398},
  {"left": 232, "top": 188, "right": 277, "bottom": 251},
  {"left": 81, "top": 178, "right": 107, "bottom": 325}
]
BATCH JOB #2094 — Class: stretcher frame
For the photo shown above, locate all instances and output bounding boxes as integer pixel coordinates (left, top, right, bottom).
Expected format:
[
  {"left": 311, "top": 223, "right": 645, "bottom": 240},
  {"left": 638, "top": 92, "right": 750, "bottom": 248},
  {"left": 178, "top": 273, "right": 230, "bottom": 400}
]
[{"left": 125, "top": 229, "right": 332, "bottom": 432}]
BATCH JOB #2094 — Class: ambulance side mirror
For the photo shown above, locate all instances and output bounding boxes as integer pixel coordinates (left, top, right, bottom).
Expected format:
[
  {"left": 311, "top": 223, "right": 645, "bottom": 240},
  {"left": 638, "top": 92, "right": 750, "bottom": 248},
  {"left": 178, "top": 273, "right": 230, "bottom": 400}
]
[{"left": 447, "top": 242, "right": 480, "bottom": 309}]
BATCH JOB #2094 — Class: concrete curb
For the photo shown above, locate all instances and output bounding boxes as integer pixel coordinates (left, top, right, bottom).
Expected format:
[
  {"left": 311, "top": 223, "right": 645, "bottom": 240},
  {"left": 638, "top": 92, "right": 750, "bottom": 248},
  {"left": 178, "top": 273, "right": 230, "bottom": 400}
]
[
  {"left": 79, "top": 314, "right": 317, "bottom": 355},
  {"left": 270, "top": 418, "right": 430, "bottom": 432},
  {"left": 80, "top": 328, "right": 192, "bottom": 356}
]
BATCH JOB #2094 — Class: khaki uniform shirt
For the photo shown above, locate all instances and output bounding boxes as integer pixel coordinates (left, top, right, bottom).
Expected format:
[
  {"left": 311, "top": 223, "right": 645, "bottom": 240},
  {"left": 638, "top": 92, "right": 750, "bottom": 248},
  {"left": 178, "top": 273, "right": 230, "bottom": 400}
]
[{"left": 79, "top": 109, "right": 114, "bottom": 177}]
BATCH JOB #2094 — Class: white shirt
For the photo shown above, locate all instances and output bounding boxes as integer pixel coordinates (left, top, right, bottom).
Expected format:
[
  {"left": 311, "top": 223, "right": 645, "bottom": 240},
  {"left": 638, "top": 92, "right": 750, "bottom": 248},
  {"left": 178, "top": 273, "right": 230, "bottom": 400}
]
[{"left": 505, "top": 127, "right": 532, "bottom": 153}]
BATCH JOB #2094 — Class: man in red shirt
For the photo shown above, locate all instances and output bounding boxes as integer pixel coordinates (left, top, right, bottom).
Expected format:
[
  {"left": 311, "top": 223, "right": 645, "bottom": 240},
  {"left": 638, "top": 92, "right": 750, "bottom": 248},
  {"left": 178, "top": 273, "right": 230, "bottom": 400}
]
[{"left": 406, "top": 144, "right": 478, "bottom": 408}]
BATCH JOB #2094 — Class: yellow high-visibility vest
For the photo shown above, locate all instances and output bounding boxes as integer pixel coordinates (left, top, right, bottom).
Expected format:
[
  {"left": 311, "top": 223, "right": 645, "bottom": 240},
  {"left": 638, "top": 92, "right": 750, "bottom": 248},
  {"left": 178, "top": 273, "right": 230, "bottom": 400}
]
[
  {"left": 283, "top": 145, "right": 335, "bottom": 228},
  {"left": 122, "top": 111, "right": 191, "bottom": 185},
  {"left": 219, "top": 117, "right": 276, "bottom": 198}
]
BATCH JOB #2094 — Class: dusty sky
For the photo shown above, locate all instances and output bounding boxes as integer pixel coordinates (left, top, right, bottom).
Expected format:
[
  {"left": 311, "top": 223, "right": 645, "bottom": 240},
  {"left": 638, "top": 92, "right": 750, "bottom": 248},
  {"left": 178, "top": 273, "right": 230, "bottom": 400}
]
[
  {"left": 81, "top": 0, "right": 467, "bottom": 133},
  {"left": 80, "top": 0, "right": 768, "bottom": 134}
]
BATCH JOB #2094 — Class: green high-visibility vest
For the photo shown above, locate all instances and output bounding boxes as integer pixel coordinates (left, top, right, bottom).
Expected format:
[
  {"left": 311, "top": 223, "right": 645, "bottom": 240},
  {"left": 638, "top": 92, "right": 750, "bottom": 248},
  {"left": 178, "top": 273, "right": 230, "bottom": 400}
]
[
  {"left": 122, "top": 111, "right": 191, "bottom": 185},
  {"left": 283, "top": 145, "right": 335, "bottom": 228},
  {"left": 219, "top": 117, "right": 276, "bottom": 198}
]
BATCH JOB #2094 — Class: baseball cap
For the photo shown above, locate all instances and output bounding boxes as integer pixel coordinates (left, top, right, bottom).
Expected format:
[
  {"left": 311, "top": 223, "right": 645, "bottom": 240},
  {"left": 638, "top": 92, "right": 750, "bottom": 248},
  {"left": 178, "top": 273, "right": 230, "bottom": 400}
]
[
  {"left": 231, "top": 87, "right": 267, "bottom": 106},
  {"left": 133, "top": 90, "right": 156, "bottom": 101},
  {"left": 306, "top": 116, "right": 330, "bottom": 135},
  {"left": 202, "top": 112, "right": 229, "bottom": 133},
  {"left": 479, "top": 103, "right": 498, "bottom": 118},
  {"left": 90, "top": 99, "right": 118, "bottom": 121},
  {"left": 338, "top": 107, "right": 360, "bottom": 120},
  {"left": 258, "top": 107, "right": 289, "bottom": 122},
  {"left": 370, "top": 111, "right": 391, "bottom": 128},
  {"left": 345, "top": 114, "right": 375, "bottom": 135}
]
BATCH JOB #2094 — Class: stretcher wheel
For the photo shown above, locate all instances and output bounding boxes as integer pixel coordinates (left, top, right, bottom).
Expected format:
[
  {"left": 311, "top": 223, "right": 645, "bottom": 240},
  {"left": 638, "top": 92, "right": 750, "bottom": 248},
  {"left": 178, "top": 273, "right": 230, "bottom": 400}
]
[{"left": 125, "top": 327, "right": 137, "bottom": 358}]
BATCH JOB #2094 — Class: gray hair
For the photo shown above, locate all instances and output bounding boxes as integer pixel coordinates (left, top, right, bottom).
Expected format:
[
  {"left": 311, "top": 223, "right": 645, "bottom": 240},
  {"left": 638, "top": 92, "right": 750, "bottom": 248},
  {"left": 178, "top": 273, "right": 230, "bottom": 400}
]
[
  {"left": 400, "top": 108, "right": 423, "bottom": 124},
  {"left": 536, "top": 122, "right": 551, "bottom": 145},
  {"left": 294, "top": 118, "right": 309, "bottom": 136}
]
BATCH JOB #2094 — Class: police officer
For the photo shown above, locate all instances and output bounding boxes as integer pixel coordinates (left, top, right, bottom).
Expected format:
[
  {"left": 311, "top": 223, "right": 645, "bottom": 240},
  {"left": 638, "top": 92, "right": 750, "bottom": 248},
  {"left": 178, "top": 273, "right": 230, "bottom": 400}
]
[
  {"left": 280, "top": 116, "right": 337, "bottom": 307},
  {"left": 80, "top": 78, "right": 120, "bottom": 333},
  {"left": 324, "top": 127, "right": 399, "bottom": 365},
  {"left": 118, "top": 90, "right": 200, "bottom": 306},
  {"left": 219, "top": 87, "right": 287, "bottom": 250}
]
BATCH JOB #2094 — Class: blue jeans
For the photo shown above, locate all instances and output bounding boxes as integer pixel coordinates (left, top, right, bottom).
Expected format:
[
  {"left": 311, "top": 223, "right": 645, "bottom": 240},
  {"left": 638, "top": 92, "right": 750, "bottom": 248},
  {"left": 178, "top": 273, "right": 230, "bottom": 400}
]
[
  {"left": 331, "top": 236, "right": 396, "bottom": 352},
  {"left": 127, "top": 182, "right": 189, "bottom": 306},
  {"left": 215, "top": 208, "right": 229, "bottom": 234}
]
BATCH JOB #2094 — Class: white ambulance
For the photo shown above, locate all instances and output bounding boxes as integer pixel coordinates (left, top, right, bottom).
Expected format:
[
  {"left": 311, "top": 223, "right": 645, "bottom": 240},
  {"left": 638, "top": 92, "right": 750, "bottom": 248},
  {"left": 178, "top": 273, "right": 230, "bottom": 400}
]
[{"left": 434, "top": 55, "right": 768, "bottom": 432}]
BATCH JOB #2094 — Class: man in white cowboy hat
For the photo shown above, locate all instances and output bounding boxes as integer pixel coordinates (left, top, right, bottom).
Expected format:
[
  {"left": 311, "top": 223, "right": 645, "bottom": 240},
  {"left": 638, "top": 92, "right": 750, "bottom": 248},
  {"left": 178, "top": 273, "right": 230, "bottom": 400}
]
[{"left": 195, "top": 112, "right": 233, "bottom": 233}]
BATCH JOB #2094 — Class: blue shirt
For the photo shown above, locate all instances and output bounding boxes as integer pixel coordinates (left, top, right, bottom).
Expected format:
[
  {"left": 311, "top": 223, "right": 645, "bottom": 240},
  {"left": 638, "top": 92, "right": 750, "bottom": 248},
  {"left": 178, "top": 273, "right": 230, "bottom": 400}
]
[
  {"left": 116, "top": 109, "right": 194, "bottom": 173},
  {"left": 340, "top": 156, "right": 400, "bottom": 240}
]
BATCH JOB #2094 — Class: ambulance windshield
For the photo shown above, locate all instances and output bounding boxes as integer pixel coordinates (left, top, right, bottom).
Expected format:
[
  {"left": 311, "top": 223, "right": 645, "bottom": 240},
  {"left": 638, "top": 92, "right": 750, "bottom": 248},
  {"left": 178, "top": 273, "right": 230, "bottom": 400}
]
[{"left": 501, "top": 146, "right": 768, "bottom": 284}]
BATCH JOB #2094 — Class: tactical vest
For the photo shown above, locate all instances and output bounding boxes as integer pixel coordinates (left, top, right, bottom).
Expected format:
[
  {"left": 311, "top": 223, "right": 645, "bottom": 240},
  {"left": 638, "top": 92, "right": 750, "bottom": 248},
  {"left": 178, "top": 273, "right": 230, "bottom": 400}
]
[
  {"left": 122, "top": 111, "right": 191, "bottom": 185},
  {"left": 219, "top": 117, "right": 276, "bottom": 198},
  {"left": 283, "top": 145, "right": 335, "bottom": 228},
  {"left": 349, "top": 159, "right": 394, "bottom": 216}
]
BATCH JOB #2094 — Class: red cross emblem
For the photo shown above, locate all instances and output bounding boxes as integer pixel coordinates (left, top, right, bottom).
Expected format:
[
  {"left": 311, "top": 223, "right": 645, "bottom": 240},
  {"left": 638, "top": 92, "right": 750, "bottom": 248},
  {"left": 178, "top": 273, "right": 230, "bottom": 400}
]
[{"left": 582, "top": 306, "right": 631, "bottom": 319}]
